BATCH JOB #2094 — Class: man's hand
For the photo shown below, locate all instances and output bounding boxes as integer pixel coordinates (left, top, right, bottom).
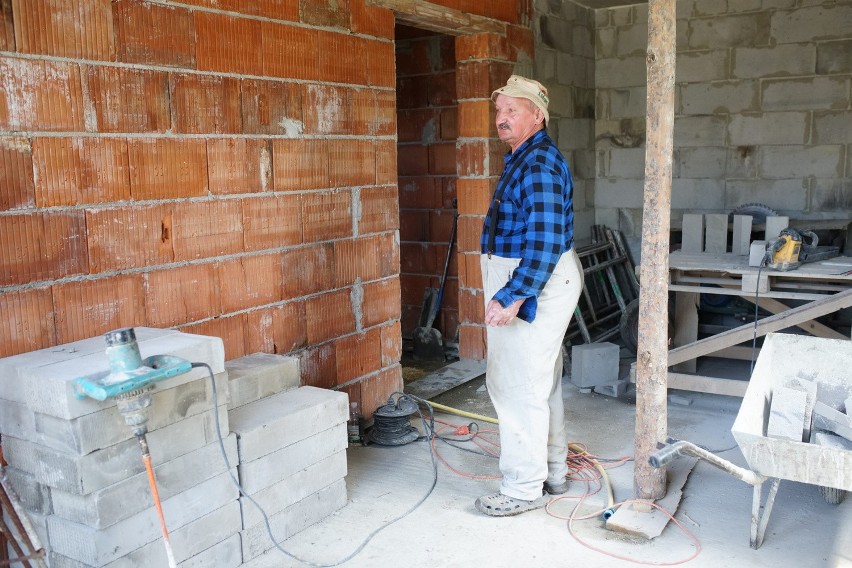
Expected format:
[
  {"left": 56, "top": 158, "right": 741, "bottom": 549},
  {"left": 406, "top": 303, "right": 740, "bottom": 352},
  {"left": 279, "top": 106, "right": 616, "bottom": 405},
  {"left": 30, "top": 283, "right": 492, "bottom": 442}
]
[{"left": 484, "top": 298, "right": 524, "bottom": 327}]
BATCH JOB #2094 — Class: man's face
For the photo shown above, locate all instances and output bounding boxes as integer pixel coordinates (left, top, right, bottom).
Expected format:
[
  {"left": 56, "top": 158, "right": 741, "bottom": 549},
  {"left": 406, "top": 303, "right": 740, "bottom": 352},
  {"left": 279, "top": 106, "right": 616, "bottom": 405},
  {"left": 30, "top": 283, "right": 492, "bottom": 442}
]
[{"left": 494, "top": 94, "right": 542, "bottom": 150}]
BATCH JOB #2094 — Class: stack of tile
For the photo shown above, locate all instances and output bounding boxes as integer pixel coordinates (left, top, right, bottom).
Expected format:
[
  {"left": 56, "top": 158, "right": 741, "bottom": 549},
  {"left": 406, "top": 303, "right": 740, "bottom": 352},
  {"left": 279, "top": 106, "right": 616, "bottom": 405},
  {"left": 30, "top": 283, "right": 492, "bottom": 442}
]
[
  {"left": 0, "top": 328, "right": 242, "bottom": 567},
  {"left": 226, "top": 354, "right": 349, "bottom": 564}
]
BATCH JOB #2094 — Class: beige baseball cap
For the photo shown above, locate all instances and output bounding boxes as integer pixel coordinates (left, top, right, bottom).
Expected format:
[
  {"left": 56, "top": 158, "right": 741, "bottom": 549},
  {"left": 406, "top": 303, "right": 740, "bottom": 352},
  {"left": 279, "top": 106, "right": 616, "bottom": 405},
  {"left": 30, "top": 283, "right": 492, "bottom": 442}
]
[{"left": 491, "top": 75, "right": 550, "bottom": 125}]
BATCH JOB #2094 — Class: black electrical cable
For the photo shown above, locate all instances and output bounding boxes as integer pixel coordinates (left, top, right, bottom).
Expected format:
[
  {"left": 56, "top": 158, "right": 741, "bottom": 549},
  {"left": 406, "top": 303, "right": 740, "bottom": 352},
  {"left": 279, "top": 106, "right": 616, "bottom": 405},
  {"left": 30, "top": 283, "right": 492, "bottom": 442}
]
[
  {"left": 194, "top": 363, "right": 439, "bottom": 568},
  {"left": 750, "top": 261, "right": 766, "bottom": 374},
  {"left": 368, "top": 413, "right": 420, "bottom": 445}
]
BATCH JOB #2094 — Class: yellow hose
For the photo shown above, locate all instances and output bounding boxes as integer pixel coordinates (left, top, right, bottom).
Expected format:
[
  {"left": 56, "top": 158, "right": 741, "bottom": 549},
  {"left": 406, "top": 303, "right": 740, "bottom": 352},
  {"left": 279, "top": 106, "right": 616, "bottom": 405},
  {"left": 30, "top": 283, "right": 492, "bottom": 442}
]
[{"left": 427, "top": 399, "right": 616, "bottom": 513}]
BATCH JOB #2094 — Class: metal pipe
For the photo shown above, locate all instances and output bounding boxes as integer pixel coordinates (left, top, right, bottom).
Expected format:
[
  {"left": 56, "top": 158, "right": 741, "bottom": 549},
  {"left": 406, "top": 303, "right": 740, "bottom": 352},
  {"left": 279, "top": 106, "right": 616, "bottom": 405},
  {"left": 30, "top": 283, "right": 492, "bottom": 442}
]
[{"left": 649, "top": 438, "right": 766, "bottom": 486}]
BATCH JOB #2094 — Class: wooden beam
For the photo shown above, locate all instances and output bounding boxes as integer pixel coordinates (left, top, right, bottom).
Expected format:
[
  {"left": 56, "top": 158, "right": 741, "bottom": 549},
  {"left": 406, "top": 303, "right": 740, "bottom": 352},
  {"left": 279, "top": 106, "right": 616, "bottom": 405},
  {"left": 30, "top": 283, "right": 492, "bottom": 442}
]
[
  {"left": 634, "top": 0, "right": 676, "bottom": 501},
  {"left": 668, "top": 288, "right": 852, "bottom": 367},
  {"left": 667, "top": 372, "right": 748, "bottom": 397},
  {"left": 366, "top": 0, "right": 506, "bottom": 35},
  {"left": 740, "top": 295, "right": 848, "bottom": 340}
]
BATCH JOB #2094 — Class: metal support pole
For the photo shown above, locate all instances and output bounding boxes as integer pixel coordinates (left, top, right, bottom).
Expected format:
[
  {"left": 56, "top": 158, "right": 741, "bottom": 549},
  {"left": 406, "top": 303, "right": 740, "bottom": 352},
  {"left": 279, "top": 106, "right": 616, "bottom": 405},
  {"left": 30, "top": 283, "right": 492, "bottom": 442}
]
[{"left": 634, "top": 0, "right": 676, "bottom": 500}]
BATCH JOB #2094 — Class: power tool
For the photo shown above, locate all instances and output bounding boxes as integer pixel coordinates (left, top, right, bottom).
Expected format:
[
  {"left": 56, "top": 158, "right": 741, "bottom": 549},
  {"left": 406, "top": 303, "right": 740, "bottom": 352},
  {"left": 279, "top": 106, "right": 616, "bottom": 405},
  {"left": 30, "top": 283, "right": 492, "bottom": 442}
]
[
  {"left": 72, "top": 328, "right": 193, "bottom": 568},
  {"left": 763, "top": 228, "right": 840, "bottom": 271}
]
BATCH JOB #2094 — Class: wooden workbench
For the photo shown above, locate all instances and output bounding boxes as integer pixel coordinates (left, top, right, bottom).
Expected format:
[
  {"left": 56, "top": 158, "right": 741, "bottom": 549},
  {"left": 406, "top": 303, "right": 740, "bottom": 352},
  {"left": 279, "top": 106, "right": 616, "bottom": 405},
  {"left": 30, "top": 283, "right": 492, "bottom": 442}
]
[{"left": 666, "top": 252, "right": 852, "bottom": 396}]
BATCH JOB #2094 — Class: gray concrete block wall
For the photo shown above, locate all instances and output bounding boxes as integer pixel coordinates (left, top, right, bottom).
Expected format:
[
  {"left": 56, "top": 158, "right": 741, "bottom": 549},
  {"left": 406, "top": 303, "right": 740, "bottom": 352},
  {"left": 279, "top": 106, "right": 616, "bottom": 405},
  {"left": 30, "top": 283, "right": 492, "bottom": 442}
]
[
  {"left": 593, "top": 0, "right": 852, "bottom": 241},
  {"left": 534, "top": 0, "right": 596, "bottom": 245}
]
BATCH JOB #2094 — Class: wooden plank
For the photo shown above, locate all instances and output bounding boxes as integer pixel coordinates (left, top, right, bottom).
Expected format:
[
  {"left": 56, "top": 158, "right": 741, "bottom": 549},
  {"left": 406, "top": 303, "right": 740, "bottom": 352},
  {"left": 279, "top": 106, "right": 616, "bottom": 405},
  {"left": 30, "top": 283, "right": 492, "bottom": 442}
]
[
  {"left": 738, "top": 295, "right": 848, "bottom": 340},
  {"left": 667, "top": 372, "right": 748, "bottom": 397},
  {"left": 366, "top": 0, "right": 505, "bottom": 34},
  {"left": 714, "top": 345, "right": 761, "bottom": 360},
  {"left": 668, "top": 284, "right": 829, "bottom": 301},
  {"left": 404, "top": 359, "right": 485, "bottom": 400},
  {"left": 667, "top": 288, "right": 852, "bottom": 367}
]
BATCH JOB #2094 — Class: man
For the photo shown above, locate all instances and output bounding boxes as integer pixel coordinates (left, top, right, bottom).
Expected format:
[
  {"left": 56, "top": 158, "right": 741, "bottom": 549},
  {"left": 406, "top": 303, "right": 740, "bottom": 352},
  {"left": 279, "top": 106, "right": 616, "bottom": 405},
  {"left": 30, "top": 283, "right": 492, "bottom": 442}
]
[{"left": 475, "top": 75, "right": 584, "bottom": 517}]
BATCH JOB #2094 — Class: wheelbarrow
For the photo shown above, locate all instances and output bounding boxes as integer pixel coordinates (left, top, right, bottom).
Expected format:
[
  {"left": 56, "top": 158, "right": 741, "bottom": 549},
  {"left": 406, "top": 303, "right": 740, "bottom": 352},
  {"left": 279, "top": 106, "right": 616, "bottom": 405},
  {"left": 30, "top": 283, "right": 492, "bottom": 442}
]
[{"left": 651, "top": 333, "right": 852, "bottom": 549}]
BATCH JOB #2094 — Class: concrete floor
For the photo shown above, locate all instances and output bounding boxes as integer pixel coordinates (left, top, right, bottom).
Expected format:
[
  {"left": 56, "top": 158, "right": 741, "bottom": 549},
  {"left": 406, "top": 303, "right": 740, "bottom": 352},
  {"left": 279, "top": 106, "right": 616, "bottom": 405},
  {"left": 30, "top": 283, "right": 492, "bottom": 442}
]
[{"left": 251, "top": 365, "right": 852, "bottom": 568}]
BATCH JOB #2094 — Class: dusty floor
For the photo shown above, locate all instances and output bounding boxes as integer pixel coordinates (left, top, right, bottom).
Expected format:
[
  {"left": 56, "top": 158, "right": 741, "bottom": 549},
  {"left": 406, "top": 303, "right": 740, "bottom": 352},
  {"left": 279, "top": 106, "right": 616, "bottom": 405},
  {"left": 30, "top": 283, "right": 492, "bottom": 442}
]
[{"left": 250, "top": 357, "right": 851, "bottom": 568}]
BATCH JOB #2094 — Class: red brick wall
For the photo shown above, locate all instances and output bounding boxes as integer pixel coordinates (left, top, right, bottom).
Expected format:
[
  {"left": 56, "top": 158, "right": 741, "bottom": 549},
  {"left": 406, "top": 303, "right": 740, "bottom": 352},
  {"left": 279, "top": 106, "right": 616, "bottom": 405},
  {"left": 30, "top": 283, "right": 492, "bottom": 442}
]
[
  {"left": 0, "top": 0, "right": 401, "bottom": 416},
  {"left": 395, "top": 26, "right": 459, "bottom": 343},
  {"left": 0, "top": 0, "right": 532, "bottom": 413}
]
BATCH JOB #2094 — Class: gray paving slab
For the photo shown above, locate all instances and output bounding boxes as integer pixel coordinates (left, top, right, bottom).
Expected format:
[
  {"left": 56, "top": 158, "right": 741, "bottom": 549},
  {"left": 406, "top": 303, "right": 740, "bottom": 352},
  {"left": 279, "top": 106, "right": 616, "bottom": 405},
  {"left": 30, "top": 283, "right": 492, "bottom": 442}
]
[{"left": 226, "top": 353, "right": 299, "bottom": 409}]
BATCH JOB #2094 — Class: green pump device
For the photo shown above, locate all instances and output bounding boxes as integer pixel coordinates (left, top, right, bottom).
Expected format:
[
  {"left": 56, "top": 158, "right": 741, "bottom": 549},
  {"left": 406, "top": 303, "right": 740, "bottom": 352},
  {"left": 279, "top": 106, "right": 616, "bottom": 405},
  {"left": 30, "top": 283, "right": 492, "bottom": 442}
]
[{"left": 72, "top": 328, "right": 193, "bottom": 568}]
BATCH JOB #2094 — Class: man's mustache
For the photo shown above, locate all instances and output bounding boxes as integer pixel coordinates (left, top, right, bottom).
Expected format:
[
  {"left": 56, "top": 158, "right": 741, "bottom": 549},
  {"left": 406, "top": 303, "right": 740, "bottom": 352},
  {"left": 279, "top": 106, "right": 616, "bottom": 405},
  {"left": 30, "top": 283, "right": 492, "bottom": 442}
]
[{"left": 498, "top": 123, "right": 510, "bottom": 130}]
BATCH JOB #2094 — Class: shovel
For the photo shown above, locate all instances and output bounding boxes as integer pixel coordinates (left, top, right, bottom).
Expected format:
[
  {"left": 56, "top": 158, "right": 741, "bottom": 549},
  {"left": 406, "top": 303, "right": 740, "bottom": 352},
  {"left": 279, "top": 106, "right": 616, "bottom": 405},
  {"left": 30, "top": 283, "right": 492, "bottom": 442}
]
[{"left": 412, "top": 203, "right": 457, "bottom": 361}]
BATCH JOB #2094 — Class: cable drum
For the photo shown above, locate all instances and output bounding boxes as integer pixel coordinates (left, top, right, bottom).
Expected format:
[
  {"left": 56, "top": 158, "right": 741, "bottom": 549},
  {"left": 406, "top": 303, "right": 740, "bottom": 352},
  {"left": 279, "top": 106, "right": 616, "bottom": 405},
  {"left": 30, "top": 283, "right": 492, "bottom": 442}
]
[{"left": 367, "top": 395, "right": 420, "bottom": 446}]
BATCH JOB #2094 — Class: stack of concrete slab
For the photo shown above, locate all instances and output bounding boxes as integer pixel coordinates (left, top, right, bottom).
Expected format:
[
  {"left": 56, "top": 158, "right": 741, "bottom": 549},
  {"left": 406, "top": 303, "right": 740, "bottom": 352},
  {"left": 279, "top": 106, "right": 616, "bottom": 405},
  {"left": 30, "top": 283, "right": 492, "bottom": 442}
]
[
  {"left": 0, "top": 328, "right": 242, "bottom": 567},
  {"left": 229, "top": 383, "right": 349, "bottom": 564}
]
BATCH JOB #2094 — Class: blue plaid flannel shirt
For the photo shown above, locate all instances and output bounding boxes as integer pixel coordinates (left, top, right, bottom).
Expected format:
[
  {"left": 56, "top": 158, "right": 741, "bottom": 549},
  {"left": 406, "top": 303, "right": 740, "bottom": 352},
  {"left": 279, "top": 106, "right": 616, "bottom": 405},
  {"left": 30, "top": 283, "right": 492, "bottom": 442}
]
[{"left": 480, "top": 129, "right": 574, "bottom": 322}]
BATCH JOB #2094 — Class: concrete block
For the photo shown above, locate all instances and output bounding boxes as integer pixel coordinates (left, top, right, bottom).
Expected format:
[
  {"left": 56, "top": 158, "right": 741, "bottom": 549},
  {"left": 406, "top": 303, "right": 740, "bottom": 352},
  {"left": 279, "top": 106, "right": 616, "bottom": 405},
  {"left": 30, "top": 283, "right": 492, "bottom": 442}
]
[
  {"left": 240, "top": 479, "right": 348, "bottom": 562},
  {"left": 813, "top": 110, "right": 852, "bottom": 144},
  {"left": 704, "top": 214, "right": 728, "bottom": 253},
  {"left": 749, "top": 241, "right": 768, "bottom": 267},
  {"left": 680, "top": 214, "right": 704, "bottom": 253},
  {"left": 771, "top": 4, "right": 852, "bottom": 44},
  {"left": 676, "top": 147, "right": 727, "bottom": 179},
  {"left": 226, "top": 353, "right": 299, "bottom": 410},
  {"left": 762, "top": 76, "right": 849, "bottom": 111},
  {"left": 811, "top": 431, "right": 852, "bottom": 452},
  {"left": 816, "top": 39, "right": 852, "bottom": 75},
  {"left": 725, "top": 180, "right": 807, "bottom": 212},
  {"left": 728, "top": 112, "right": 809, "bottom": 146},
  {"left": 593, "top": 381, "right": 627, "bottom": 398},
  {"left": 179, "top": 533, "right": 242, "bottom": 568},
  {"left": 241, "top": 450, "right": 347, "bottom": 526},
  {"left": 0, "top": 328, "right": 176, "bottom": 404},
  {"left": 742, "top": 274, "right": 769, "bottom": 294},
  {"left": 1, "top": 373, "right": 227, "bottom": 456},
  {"left": 764, "top": 216, "right": 789, "bottom": 240},
  {"left": 813, "top": 401, "right": 852, "bottom": 443},
  {"left": 47, "top": 471, "right": 238, "bottom": 566},
  {"left": 596, "top": 56, "right": 646, "bottom": 88},
  {"left": 52, "top": 435, "right": 237, "bottom": 529},
  {"left": 4, "top": 407, "right": 228, "bottom": 494},
  {"left": 674, "top": 116, "right": 727, "bottom": 147},
  {"left": 784, "top": 377, "right": 818, "bottom": 442},
  {"left": 229, "top": 387, "right": 348, "bottom": 463},
  {"left": 732, "top": 215, "right": 753, "bottom": 256},
  {"left": 680, "top": 80, "right": 758, "bottom": 115},
  {"left": 675, "top": 50, "right": 729, "bottom": 83},
  {"left": 687, "top": 13, "right": 770, "bottom": 49},
  {"left": 759, "top": 146, "right": 844, "bottom": 179},
  {"left": 606, "top": 148, "right": 645, "bottom": 178},
  {"left": 1, "top": 329, "right": 225, "bottom": 420},
  {"left": 571, "top": 343, "right": 619, "bottom": 388},
  {"left": 671, "top": 179, "right": 726, "bottom": 210},
  {"left": 733, "top": 44, "right": 815, "bottom": 78},
  {"left": 3, "top": 467, "right": 52, "bottom": 515},
  {"left": 239, "top": 424, "right": 347, "bottom": 496},
  {"left": 767, "top": 387, "right": 808, "bottom": 442},
  {"left": 49, "top": 501, "right": 242, "bottom": 568}
]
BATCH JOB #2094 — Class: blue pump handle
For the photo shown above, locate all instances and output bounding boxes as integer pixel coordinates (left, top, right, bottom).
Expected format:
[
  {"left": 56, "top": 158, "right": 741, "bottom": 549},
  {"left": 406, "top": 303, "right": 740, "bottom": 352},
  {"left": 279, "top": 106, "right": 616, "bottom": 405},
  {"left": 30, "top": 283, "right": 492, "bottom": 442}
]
[{"left": 72, "top": 355, "right": 193, "bottom": 401}]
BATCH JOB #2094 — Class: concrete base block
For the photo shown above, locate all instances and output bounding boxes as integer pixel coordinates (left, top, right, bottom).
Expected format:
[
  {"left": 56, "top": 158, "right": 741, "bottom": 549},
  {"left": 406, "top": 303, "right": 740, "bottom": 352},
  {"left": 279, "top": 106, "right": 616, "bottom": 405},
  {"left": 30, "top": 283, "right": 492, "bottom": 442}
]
[
  {"left": 681, "top": 214, "right": 704, "bottom": 253},
  {"left": 47, "top": 471, "right": 238, "bottom": 566},
  {"left": 226, "top": 353, "right": 299, "bottom": 410},
  {"left": 239, "top": 425, "right": 347, "bottom": 496},
  {"left": 3, "top": 467, "right": 52, "bottom": 515},
  {"left": 0, "top": 328, "right": 226, "bottom": 420},
  {"left": 732, "top": 214, "right": 753, "bottom": 255},
  {"left": 240, "top": 479, "right": 348, "bottom": 562},
  {"left": 4, "top": 407, "right": 228, "bottom": 494},
  {"left": 49, "top": 501, "right": 242, "bottom": 568},
  {"left": 52, "top": 435, "right": 237, "bottom": 529},
  {"left": 179, "top": 533, "right": 242, "bottom": 568},
  {"left": 767, "top": 387, "right": 808, "bottom": 442},
  {"left": 749, "top": 240, "right": 768, "bottom": 267},
  {"left": 0, "top": 373, "right": 227, "bottom": 456},
  {"left": 765, "top": 216, "right": 789, "bottom": 240},
  {"left": 593, "top": 380, "right": 627, "bottom": 398},
  {"left": 241, "top": 450, "right": 347, "bottom": 527},
  {"left": 704, "top": 213, "right": 729, "bottom": 253},
  {"left": 571, "top": 343, "right": 619, "bottom": 388},
  {"left": 811, "top": 431, "right": 852, "bottom": 452},
  {"left": 229, "top": 386, "right": 348, "bottom": 462}
]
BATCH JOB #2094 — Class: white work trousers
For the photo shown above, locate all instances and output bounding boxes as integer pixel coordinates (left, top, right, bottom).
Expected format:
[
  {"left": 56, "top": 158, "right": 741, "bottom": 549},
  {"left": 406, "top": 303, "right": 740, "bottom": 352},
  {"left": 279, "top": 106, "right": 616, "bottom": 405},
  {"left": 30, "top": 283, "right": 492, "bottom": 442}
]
[{"left": 480, "top": 250, "right": 583, "bottom": 500}]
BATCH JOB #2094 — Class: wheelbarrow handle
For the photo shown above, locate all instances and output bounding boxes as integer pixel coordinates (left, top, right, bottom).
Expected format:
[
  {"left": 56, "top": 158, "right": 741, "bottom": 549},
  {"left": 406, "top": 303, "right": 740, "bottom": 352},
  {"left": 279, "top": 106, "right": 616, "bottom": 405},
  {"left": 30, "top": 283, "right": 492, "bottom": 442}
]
[{"left": 649, "top": 440, "right": 687, "bottom": 468}]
